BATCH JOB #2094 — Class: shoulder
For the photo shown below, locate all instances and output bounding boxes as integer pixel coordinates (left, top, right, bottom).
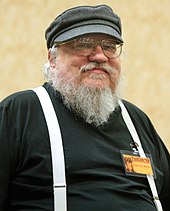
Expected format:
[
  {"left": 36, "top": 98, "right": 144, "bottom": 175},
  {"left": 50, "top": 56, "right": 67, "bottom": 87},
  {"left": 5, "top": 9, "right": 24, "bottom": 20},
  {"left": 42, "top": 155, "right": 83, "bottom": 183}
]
[
  {"left": 121, "top": 99, "right": 166, "bottom": 152},
  {"left": 0, "top": 83, "right": 54, "bottom": 111},
  {"left": 0, "top": 90, "right": 42, "bottom": 127},
  {"left": 121, "top": 99, "right": 157, "bottom": 137},
  {"left": 0, "top": 89, "right": 38, "bottom": 111},
  {"left": 0, "top": 83, "right": 58, "bottom": 121},
  {"left": 122, "top": 100, "right": 149, "bottom": 120}
]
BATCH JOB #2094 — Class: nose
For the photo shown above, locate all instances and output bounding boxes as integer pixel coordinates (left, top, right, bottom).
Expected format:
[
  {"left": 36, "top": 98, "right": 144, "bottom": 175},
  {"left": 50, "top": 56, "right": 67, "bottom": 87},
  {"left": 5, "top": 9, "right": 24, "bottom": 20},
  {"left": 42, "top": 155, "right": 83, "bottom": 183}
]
[{"left": 88, "top": 45, "right": 108, "bottom": 62}]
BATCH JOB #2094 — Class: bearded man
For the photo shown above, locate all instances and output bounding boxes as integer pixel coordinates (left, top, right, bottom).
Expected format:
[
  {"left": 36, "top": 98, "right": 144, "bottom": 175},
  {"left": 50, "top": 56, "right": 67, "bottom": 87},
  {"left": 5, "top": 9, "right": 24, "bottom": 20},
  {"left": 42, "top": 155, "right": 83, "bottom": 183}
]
[{"left": 0, "top": 5, "right": 169, "bottom": 211}]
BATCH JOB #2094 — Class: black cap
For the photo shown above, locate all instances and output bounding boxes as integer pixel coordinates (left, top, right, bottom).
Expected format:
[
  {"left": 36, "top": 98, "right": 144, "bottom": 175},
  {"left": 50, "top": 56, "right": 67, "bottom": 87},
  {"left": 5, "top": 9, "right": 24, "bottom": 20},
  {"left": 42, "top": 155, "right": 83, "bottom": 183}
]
[{"left": 45, "top": 5, "right": 124, "bottom": 49}]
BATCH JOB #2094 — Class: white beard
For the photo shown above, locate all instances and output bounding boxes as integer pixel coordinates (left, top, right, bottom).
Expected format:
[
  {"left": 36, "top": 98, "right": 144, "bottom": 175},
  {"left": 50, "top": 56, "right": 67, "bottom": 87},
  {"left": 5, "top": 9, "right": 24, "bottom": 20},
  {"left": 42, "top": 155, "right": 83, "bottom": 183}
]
[{"left": 48, "top": 62, "right": 122, "bottom": 126}]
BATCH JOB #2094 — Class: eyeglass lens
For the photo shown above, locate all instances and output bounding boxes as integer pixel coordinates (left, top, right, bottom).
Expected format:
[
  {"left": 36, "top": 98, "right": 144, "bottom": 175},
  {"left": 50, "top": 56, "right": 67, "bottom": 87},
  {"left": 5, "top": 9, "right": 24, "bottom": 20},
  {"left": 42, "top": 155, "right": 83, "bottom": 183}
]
[{"left": 74, "top": 37, "right": 122, "bottom": 58}]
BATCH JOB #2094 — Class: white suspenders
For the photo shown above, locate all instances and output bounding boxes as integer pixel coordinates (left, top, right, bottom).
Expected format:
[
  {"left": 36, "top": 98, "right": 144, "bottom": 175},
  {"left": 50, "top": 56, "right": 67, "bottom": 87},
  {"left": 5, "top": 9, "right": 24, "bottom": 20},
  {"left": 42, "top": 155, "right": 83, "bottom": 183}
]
[
  {"left": 33, "top": 86, "right": 67, "bottom": 211},
  {"left": 118, "top": 100, "right": 163, "bottom": 211},
  {"left": 33, "top": 86, "right": 163, "bottom": 211}
]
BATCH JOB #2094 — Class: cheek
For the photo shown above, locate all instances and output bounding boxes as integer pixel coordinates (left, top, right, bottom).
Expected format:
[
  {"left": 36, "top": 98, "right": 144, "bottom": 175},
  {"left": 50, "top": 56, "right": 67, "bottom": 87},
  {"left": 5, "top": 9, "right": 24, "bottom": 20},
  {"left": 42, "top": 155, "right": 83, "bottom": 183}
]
[
  {"left": 109, "top": 63, "right": 121, "bottom": 90},
  {"left": 110, "top": 58, "right": 121, "bottom": 78},
  {"left": 111, "top": 57, "right": 121, "bottom": 71},
  {"left": 55, "top": 62, "right": 81, "bottom": 86},
  {"left": 57, "top": 59, "right": 81, "bottom": 77}
]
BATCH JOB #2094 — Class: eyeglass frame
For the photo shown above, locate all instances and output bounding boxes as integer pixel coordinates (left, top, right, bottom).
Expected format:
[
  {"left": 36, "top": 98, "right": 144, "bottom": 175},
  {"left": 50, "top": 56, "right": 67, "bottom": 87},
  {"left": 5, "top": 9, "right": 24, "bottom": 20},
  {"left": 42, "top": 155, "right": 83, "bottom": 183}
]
[{"left": 54, "top": 36, "right": 123, "bottom": 59}]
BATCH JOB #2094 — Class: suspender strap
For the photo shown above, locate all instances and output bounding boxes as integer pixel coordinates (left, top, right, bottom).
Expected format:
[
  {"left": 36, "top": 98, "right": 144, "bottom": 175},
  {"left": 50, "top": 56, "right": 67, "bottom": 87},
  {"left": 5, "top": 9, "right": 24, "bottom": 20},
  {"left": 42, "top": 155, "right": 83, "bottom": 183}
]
[
  {"left": 33, "top": 86, "right": 67, "bottom": 211},
  {"left": 32, "top": 86, "right": 162, "bottom": 211},
  {"left": 119, "top": 100, "right": 163, "bottom": 211}
]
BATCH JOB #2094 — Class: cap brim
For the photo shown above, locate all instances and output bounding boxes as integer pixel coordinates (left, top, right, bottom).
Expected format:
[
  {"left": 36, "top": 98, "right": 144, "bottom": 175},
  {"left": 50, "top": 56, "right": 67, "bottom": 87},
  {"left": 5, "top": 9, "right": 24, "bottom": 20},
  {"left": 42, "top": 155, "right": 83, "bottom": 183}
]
[{"left": 53, "top": 24, "right": 124, "bottom": 44}]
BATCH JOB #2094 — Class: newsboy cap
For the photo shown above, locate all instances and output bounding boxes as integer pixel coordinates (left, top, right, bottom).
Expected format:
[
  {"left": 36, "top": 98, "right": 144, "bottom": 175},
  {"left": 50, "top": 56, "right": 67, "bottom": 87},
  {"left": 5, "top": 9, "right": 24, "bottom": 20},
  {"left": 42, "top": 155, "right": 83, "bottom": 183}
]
[{"left": 45, "top": 5, "right": 124, "bottom": 49}]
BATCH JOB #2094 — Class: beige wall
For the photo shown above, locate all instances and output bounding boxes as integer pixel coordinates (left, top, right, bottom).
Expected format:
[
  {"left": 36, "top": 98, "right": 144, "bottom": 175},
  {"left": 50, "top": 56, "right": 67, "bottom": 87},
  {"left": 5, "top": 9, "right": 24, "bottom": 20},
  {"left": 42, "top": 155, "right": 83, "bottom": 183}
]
[{"left": 1, "top": 0, "right": 170, "bottom": 150}]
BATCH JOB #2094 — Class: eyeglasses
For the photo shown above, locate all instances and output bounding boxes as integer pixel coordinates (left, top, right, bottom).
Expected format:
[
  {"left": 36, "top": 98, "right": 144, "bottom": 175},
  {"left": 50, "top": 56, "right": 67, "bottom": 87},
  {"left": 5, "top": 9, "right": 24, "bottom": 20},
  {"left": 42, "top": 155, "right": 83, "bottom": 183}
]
[{"left": 55, "top": 37, "right": 123, "bottom": 59}]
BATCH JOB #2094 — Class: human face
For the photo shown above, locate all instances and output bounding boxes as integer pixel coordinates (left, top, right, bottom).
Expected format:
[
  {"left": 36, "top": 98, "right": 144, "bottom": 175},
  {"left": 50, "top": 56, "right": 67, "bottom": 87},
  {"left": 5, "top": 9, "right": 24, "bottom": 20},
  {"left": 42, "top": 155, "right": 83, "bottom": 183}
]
[{"left": 50, "top": 34, "right": 122, "bottom": 92}]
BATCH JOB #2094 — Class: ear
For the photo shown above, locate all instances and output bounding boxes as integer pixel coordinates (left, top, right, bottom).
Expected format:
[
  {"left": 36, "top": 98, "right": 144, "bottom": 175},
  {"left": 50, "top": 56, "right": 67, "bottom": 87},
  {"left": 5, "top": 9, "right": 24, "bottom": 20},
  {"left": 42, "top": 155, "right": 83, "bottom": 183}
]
[{"left": 48, "top": 49, "right": 56, "bottom": 70}]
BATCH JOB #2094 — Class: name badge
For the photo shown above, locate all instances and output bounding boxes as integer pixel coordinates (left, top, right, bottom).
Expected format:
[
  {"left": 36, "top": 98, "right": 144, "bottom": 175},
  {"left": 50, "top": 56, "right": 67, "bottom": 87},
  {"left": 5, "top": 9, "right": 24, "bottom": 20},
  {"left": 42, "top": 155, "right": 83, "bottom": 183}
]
[{"left": 121, "top": 150, "right": 156, "bottom": 178}]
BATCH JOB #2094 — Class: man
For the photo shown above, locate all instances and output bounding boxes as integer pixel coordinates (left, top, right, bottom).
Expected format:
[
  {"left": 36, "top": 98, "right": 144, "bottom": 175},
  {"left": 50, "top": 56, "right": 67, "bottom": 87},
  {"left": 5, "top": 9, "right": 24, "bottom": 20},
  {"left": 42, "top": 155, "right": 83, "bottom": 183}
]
[{"left": 0, "top": 4, "right": 169, "bottom": 211}]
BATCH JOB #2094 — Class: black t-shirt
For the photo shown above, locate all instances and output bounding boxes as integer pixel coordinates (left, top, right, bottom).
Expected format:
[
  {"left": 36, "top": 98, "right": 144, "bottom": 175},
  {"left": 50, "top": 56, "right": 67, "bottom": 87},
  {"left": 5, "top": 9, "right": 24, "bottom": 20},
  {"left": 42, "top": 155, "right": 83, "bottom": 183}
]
[{"left": 0, "top": 83, "right": 169, "bottom": 211}]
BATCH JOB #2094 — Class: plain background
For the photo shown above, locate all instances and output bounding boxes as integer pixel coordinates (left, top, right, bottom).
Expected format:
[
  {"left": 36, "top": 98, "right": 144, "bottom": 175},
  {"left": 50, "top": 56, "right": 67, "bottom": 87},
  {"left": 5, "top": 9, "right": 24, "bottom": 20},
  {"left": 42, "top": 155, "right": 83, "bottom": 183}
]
[{"left": 0, "top": 0, "right": 170, "bottom": 150}]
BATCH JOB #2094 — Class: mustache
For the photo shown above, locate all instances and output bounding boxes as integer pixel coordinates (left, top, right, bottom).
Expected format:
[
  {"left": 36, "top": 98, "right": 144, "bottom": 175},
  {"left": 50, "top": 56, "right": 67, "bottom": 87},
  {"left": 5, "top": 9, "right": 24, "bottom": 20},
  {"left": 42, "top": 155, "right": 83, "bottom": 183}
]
[{"left": 80, "top": 62, "right": 115, "bottom": 74}]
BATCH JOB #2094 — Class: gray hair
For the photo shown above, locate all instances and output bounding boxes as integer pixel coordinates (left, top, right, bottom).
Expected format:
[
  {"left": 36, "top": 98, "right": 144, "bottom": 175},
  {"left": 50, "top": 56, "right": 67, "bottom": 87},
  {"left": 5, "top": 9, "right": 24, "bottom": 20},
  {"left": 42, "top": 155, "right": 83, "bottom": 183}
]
[{"left": 43, "top": 44, "right": 58, "bottom": 80}]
